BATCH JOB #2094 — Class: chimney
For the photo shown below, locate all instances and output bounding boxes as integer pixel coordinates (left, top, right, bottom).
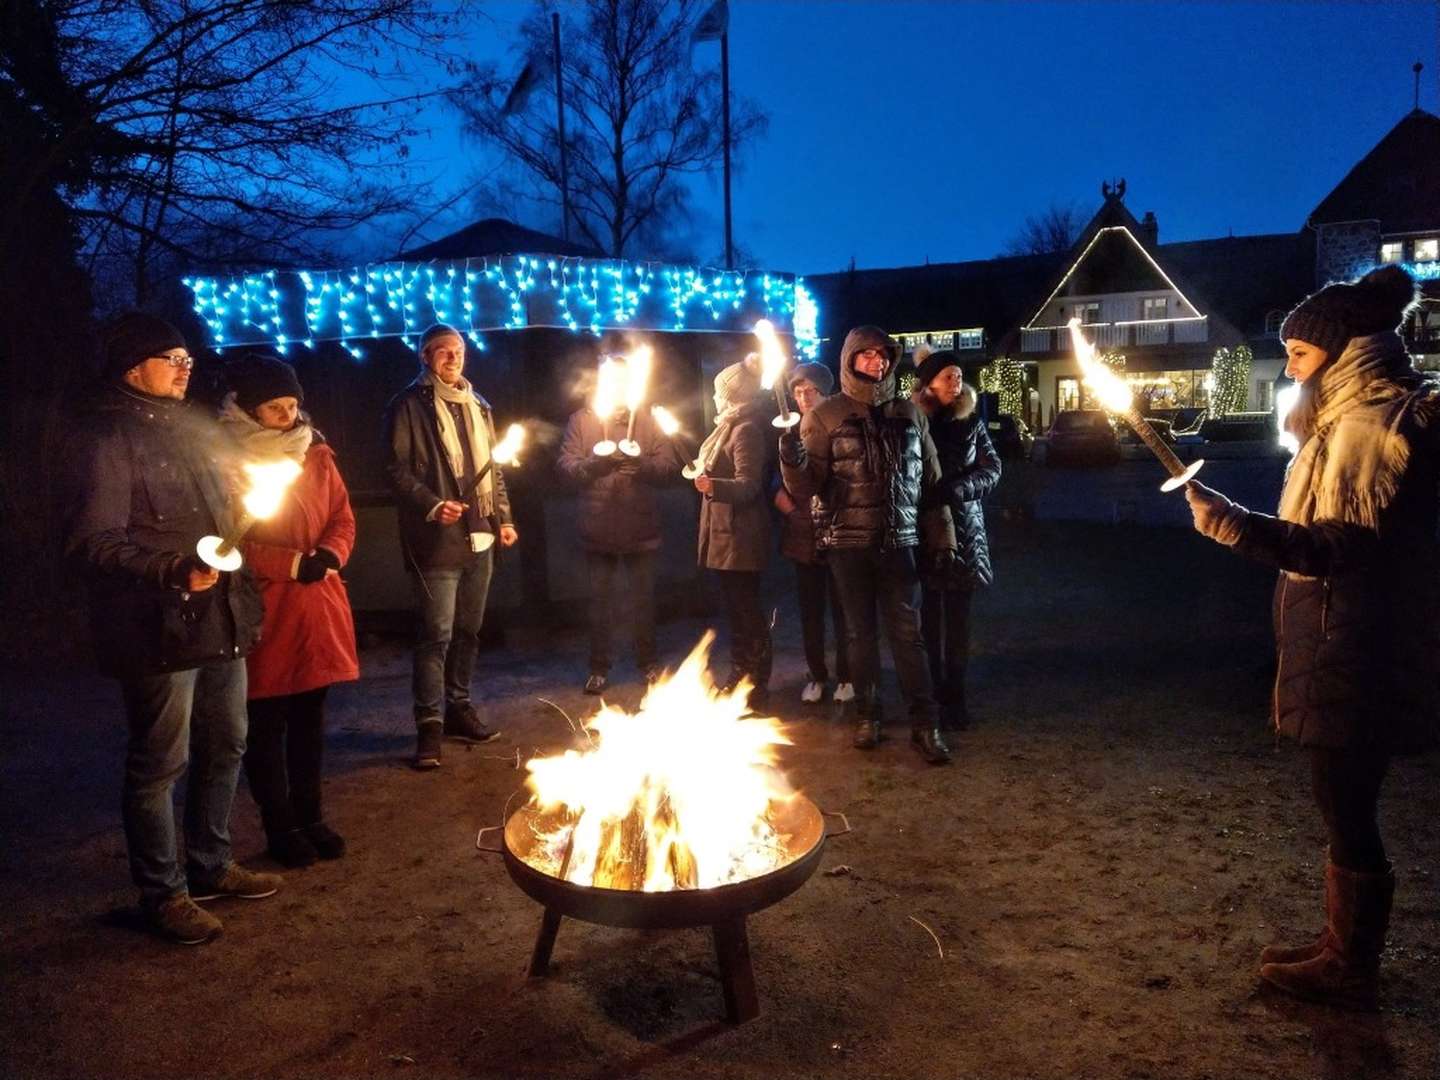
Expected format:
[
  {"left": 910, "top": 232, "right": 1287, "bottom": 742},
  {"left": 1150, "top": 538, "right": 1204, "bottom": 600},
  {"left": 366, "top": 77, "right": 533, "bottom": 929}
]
[{"left": 1139, "top": 211, "right": 1159, "bottom": 247}]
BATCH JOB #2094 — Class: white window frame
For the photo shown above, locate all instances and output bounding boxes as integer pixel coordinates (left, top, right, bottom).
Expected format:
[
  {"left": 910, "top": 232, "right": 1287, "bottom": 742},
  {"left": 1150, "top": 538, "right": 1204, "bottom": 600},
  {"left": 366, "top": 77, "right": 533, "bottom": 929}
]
[
  {"left": 1380, "top": 241, "right": 1404, "bottom": 264},
  {"left": 1142, "top": 297, "right": 1168, "bottom": 321},
  {"left": 1415, "top": 238, "right": 1439, "bottom": 263}
]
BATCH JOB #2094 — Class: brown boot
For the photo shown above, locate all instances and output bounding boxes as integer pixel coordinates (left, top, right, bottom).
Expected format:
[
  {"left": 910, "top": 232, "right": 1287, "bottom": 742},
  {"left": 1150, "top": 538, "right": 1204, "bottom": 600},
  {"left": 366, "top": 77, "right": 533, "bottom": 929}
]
[
  {"left": 850, "top": 689, "right": 884, "bottom": 750},
  {"left": 1259, "top": 861, "right": 1393, "bottom": 1011},
  {"left": 1260, "top": 930, "right": 1331, "bottom": 967}
]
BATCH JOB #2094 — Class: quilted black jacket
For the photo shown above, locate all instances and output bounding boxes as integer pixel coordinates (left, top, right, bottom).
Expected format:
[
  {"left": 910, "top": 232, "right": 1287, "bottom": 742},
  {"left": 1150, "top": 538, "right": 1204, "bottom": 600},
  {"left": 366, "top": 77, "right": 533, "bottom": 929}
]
[{"left": 919, "top": 386, "right": 1000, "bottom": 589}]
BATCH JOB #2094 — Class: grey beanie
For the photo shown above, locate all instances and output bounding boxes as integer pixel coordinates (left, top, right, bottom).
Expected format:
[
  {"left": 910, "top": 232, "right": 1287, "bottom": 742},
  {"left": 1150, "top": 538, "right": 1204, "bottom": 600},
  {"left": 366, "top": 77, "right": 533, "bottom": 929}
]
[{"left": 786, "top": 361, "right": 834, "bottom": 394}]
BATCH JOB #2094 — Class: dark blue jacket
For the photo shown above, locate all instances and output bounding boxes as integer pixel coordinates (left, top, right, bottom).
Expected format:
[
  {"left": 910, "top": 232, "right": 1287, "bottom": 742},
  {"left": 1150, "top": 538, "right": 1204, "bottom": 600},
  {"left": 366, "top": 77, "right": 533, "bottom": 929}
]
[{"left": 66, "top": 387, "right": 263, "bottom": 678}]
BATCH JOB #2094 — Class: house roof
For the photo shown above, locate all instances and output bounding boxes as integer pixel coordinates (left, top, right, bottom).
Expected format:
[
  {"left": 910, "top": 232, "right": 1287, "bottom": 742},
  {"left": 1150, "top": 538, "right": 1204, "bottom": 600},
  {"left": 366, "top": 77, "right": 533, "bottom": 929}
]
[
  {"left": 395, "top": 217, "right": 605, "bottom": 261},
  {"left": 1308, "top": 109, "right": 1440, "bottom": 234}
]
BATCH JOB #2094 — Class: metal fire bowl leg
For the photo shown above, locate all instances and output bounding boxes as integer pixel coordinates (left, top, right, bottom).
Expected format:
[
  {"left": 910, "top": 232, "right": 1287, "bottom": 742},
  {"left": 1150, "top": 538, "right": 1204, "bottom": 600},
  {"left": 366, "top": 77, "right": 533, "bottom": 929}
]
[{"left": 1159, "top": 458, "right": 1205, "bottom": 493}]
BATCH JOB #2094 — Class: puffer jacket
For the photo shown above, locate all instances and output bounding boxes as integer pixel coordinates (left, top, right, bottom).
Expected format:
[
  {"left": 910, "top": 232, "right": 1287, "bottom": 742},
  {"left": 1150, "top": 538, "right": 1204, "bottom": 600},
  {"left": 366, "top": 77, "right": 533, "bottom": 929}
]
[
  {"left": 66, "top": 386, "right": 264, "bottom": 678},
  {"left": 915, "top": 383, "right": 1000, "bottom": 588},
  {"left": 555, "top": 406, "right": 671, "bottom": 554},
  {"left": 778, "top": 326, "right": 954, "bottom": 553},
  {"left": 1232, "top": 384, "right": 1440, "bottom": 755}
]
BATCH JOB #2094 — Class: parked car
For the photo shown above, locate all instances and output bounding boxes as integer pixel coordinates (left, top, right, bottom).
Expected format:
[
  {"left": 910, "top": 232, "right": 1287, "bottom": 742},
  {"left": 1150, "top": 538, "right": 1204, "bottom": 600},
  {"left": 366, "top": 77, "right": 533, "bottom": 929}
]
[
  {"left": 1191, "top": 414, "right": 1290, "bottom": 459},
  {"left": 987, "top": 414, "right": 1034, "bottom": 461},
  {"left": 1045, "top": 409, "right": 1120, "bottom": 467}
]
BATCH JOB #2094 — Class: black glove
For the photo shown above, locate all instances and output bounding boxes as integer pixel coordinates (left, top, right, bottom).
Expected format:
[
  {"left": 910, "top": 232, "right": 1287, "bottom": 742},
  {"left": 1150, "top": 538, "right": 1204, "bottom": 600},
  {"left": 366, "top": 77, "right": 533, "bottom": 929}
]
[
  {"left": 617, "top": 454, "right": 641, "bottom": 475},
  {"left": 295, "top": 552, "right": 330, "bottom": 584},
  {"left": 314, "top": 547, "right": 341, "bottom": 571},
  {"left": 165, "top": 554, "right": 210, "bottom": 590},
  {"left": 778, "top": 430, "right": 805, "bottom": 467}
]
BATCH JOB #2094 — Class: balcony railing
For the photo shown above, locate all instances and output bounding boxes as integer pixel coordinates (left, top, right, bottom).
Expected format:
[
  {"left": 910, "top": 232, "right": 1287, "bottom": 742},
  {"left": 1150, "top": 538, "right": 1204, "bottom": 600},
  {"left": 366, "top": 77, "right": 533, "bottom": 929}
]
[{"left": 1021, "top": 317, "right": 1209, "bottom": 353}]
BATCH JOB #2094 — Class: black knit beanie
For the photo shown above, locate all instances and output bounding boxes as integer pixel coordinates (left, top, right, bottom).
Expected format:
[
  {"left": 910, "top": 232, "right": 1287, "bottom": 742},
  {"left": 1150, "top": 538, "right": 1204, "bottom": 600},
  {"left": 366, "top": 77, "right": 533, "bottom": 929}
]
[
  {"left": 102, "top": 312, "right": 187, "bottom": 382},
  {"left": 915, "top": 348, "right": 963, "bottom": 390},
  {"left": 420, "top": 323, "right": 463, "bottom": 355},
  {"left": 228, "top": 352, "right": 304, "bottom": 412},
  {"left": 786, "top": 361, "right": 834, "bottom": 395},
  {"left": 1279, "top": 264, "right": 1419, "bottom": 355}
]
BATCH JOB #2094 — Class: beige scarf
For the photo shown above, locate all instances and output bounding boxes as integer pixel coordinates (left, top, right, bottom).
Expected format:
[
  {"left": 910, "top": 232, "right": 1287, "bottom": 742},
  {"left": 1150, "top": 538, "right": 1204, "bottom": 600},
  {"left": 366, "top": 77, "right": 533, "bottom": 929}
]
[
  {"left": 422, "top": 369, "right": 495, "bottom": 514},
  {"left": 697, "top": 401, "right": 749, "bottom": 473},
  {"left": 217, "top": 392, "right": 314, "bottom": 462},
  {"left": 1278, "top": 332, "right": 1423, "bottom": 530}
]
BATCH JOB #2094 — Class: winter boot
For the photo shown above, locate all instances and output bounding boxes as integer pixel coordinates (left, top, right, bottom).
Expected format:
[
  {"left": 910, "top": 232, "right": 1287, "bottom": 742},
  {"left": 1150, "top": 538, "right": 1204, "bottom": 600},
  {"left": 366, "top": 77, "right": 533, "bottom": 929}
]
[
  {"left": 1261, "top": 853, "right": 1332, "bottom": 966},
  {"left": 851, "top": 689, "right": 884, "bottom": 750},
  {"left": 910, "top": 718, "right": 953, "bottom": 765},
  {"left": 267, "top": 827, "right": 318, "bottom": 868},
  {"left": 1259, "top": 861, "right": 1394, "bottom": 1011}
]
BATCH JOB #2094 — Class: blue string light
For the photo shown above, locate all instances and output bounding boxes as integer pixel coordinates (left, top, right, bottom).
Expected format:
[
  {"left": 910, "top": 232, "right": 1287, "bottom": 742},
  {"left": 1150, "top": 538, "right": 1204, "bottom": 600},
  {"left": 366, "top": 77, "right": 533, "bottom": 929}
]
[{"left": 186, "top": 254, "right": 821, "bottom": 359}]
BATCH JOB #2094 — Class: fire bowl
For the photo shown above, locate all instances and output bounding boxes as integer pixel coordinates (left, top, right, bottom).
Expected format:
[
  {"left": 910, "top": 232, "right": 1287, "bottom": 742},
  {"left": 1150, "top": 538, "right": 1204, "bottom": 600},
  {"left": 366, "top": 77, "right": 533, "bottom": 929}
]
[{"left": 500, "top": 794, "right": 827, "bottom": 1023}]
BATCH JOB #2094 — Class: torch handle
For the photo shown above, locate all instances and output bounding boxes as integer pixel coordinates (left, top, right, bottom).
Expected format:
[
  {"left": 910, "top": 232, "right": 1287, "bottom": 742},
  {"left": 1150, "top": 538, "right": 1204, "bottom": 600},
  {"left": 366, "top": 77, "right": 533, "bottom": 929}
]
[
  {"left": 213, "top": 512, "right": 255, "bottom": 558},
  {"left": 625, "top": 409, "right": 638, "bottom": 444},
  {"left": 1123, "top": 408, "right": 1187, "bottom": 479},
  {"left": 772, "top": 383, "right": 792, "bottom": 424}
]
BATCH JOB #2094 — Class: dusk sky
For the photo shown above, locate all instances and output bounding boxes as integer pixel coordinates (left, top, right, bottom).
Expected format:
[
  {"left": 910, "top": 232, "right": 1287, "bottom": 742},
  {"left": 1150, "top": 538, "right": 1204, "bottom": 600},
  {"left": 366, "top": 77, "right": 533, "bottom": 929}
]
[{"left": 405, "top": 0, "right": 1438, "bottom": 275}]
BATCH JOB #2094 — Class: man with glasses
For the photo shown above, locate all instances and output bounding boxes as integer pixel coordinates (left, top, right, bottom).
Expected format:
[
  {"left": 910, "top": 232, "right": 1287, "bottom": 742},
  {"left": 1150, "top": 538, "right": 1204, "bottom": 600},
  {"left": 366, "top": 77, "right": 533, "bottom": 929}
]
[
  {"left": 67, "top": 312, "right": 278, "bottom": 945},
  {"left": 384, "top": 323, "right": 516, "bottom": 769},
  {"left": 778, "top": 326, "right": 957, "bottom": 764}
]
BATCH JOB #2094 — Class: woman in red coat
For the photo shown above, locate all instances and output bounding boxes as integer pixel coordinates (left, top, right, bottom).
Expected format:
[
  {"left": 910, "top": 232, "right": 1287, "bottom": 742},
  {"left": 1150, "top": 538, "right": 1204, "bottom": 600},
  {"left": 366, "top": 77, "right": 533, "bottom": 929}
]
[{"left": 221, "top": 354, "right": 360, "bottom": 867}]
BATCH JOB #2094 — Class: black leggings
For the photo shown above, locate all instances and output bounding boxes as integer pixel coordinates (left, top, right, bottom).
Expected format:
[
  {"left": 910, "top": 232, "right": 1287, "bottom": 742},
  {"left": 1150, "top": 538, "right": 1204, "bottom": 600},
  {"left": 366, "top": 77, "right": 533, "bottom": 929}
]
[
  {"left": 1308, "top": 745, "right": 1391, "bottom": 873},
  {"left": 243, "top": 687, "right": 329, "bottom": 838}
]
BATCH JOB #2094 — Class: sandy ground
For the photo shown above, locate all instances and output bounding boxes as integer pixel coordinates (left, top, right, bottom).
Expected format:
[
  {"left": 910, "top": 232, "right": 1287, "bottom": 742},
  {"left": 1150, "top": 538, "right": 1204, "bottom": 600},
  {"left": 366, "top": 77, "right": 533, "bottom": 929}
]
[{"left": 2, "top": 520, "right": 1437, "bottom": 1080}]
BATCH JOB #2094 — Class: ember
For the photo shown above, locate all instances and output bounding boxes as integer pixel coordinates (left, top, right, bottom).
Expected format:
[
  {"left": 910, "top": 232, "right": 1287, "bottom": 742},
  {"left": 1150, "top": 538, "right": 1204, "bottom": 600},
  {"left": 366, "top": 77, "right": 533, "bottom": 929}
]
[{"left": 521, "top": 632, "right": 797, "bottom": 891}]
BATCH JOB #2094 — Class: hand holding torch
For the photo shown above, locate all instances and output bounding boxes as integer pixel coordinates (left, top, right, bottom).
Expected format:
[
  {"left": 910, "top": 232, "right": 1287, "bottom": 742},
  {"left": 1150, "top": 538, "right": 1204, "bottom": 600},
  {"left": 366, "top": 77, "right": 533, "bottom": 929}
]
[
  {"left": 1066, "top": 318, "right": 1204, "bottom": 493},
  {"left": 461, "top": 422, "right": 527, "bottom": 553},
  {"left": 196, "top": 458, "right": 303, "bottom": 571}
]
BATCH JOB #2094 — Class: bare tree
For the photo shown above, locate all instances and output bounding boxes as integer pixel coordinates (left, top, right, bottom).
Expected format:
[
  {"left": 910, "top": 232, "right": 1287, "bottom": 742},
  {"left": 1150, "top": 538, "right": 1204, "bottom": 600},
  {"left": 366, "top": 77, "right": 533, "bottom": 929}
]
[
  {"left": 454, "top": 0, "right": 767, "bottom": 259},
  {"left": 2, "top": 0, "right": 470, "bottom": 307},
  {"left": 1003, "top": 202, "right": 1086, "bottom": 257}
]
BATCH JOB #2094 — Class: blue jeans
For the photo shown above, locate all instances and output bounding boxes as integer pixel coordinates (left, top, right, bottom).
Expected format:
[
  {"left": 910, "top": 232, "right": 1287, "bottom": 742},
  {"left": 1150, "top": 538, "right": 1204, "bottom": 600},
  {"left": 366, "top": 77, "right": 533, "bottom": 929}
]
[
  {"left": 411, "top": 549, "right": 494, "bottom": 725},
  {"left": 118, "top": 658, "right": 249, "bottom": 903}
]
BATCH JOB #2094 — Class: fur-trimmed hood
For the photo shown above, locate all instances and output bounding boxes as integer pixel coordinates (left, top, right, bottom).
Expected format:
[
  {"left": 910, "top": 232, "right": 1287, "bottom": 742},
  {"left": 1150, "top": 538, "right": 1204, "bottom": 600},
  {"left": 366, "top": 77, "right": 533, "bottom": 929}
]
[{"left": 911, "top": 381, "right": 978, "bottom": 422}]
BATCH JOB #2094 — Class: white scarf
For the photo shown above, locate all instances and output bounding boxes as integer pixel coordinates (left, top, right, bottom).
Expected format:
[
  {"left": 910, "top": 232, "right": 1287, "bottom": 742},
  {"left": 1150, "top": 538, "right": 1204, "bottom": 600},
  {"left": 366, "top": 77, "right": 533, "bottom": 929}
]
[
  {"left": 217, "top": 392, "right": 314, "bottom": 462},
  {"left": 1278, "top": 332, "right": 1423, "bottom": 531},
  {"left": 422, "top": 369, "right": 495, "bottom": 513},
  {"left": 697, "top": 401, "right": 748, "bottom": 473}
]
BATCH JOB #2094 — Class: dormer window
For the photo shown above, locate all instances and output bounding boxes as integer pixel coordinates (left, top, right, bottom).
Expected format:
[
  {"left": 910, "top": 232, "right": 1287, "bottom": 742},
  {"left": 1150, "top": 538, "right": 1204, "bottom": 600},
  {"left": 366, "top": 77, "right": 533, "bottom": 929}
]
[
  {"left": 1415, "top": 238, "right": 1438, "bottom": 262},
  {"left": 1142, "top": 297, "right": 1168, "bottom": 320},
  {"left": 1380, "top": 241, "right": 1404, "bottom": 264}
]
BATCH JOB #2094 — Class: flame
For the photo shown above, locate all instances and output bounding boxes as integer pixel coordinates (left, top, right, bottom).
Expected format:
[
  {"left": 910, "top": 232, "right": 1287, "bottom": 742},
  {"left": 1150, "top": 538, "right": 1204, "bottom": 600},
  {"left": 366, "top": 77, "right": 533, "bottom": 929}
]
[
  {"left": 753, "top": 319, "right": 789, "bottom": 391},
  {"left": 1067, "top": 318, "right": 1133, "bottom": 414},
  {"left": 493, "top": 422, "right": 526, "bottom": 466},
  {"left": 624, "top": 344, "right": 653, "bottom": 413},
  {"left": 650, "top": 404, "right": 681, "bottom": 436},
  {"left": 524, "top": 632, "right": 797, "bottom": 892},
  {"left": 592, "top": 357, "right": 627, "bottom": 418},
  {"left": 1275, "top": 383, "right": 1301, "bottom": 455},
  {"left": 240, "top": 458, "right": 302, "bottom": 520}
]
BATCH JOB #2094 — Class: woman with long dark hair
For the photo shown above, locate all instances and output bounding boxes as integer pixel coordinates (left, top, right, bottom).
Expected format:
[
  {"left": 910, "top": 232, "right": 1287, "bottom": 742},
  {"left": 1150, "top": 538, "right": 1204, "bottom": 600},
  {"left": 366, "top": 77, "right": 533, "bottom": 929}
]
[{"left": 1185, "top": 265, "right": 1437, "bottom": 1009}]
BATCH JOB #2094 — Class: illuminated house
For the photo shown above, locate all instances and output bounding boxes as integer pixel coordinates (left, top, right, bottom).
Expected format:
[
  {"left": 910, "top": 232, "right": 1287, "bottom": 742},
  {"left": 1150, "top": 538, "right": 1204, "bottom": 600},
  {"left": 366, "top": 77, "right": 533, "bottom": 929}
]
[{"left": 807, "top": 108, "right": 1440, "bottom": 428}]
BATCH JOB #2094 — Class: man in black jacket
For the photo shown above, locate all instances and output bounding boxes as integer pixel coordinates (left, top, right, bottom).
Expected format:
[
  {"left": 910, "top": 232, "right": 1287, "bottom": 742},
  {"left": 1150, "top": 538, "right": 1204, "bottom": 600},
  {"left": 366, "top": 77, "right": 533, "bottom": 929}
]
[
  {"left": 67, "top": 313, "right": 279, "bottom": 946},
  {"left": 778, "top": 325, "right": 957, "bottom": 764},
  {"left": 384, "top": 324, "right": 516, "bottom": 768},
  {"left": 556, "top": 355, "right": 671, "bottom": 694}
]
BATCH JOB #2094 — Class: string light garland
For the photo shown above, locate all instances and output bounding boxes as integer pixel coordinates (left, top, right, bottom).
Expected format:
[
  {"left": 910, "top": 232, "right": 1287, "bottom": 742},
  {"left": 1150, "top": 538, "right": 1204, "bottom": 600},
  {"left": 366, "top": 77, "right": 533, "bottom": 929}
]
[
  {"left": 183, "top": 255, "right": 819, "bottom": 359},
  {"left": 978, "top": 357, "right": 1026, "bottom": 417},
  {"left": 1209, "top": 345, "right": 1252, "bottom": 415}
]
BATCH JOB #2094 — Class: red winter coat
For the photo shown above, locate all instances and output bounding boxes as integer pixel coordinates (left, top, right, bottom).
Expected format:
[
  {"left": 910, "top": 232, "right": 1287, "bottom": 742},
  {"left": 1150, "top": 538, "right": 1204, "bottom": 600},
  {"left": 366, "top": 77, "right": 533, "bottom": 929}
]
[{"left": 241, "top": 441, "right": 360, "bottom": 699}]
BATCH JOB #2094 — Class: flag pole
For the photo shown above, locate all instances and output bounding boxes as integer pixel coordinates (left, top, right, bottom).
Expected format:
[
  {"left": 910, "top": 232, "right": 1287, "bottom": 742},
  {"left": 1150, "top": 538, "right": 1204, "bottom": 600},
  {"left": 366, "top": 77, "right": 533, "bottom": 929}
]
[
  {"left": 721, "top": 29, "right": 733, "bottom": 270},
  {"left": 553, "top": 12, "right": 572, "bottom": 242}
]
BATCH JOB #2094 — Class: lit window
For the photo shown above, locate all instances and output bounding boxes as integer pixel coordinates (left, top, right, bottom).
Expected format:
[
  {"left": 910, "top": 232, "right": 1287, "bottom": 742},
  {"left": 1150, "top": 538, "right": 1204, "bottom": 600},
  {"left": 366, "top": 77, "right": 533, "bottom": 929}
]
[
  {"left": 1415, "top": 238, "right": 1439, "bottom": 262},
  {"left": 1142, "top": 297, "right": 1168, "bottom": 320},
  {"left": 957, "top": 328, "right": 983, "bottom": 350},
  {"left": 1380, "top": 242, "right": 1403, "bottom": 264}
]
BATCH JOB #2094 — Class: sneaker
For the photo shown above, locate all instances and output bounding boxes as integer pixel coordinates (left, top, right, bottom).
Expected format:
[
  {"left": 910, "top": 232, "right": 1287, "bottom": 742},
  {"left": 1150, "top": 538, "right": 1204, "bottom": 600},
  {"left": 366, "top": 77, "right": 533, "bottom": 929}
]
[
  {"left": 267, "top": 828, "right": 318, "bottom": 868},
  {"left": 833, "top": 682, "right": 856, "bottom": 703},
  {"left": 800, "top": 680, "right": 825, "bottom": 704},
  {"left": 583, "top": 673, "right": 608, "bottom": 695},
  {"left": 144, "top": 892, "right": 222, "bottom": 945},
  {"left": 190, "top": 864, "right": 283, "bottom": 902},
  {"left": 443, "top": 701, "right": 500, "bottom": 743},
  {"left": 415, "top": 720, "right": 442, "bottom": 769},
  {"left": 302, "top": 822, "right": 346, "bottom": 860}
]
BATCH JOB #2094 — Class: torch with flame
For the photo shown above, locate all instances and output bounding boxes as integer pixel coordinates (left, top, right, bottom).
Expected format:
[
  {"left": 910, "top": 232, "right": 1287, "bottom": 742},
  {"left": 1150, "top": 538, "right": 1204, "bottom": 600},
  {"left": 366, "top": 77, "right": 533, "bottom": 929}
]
[
  {"left": 524, "top": 632, "right": 796, "bottom": 892},
  {"left": 591, "top": 357, "right": 628, "bottom": 457},
  {"left": 650, "top": 404, "right": 695, "bottom": 470},
  {"left": 617, "top": 345, "right": 653, "bottom": 457},
  {"left": 754, "top": 319, "right": 798, "bottom": 430},
  {"left": 464, "top": 422, "right": 527, "bottom": 553},
  {"left": 197, "top": 458, "right": 304, "bottom": 571},
  {"left": 1066, "top": 318, "right": 1204, "bottom": 493}
]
